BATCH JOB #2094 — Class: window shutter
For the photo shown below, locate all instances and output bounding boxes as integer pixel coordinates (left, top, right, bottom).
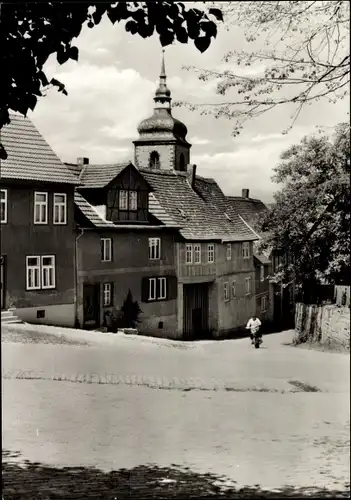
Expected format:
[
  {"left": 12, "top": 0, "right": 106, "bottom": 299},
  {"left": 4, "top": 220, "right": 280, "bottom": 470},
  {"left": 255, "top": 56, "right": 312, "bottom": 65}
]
[
  {"left": 167, "top": 275, "right": 178, "bottom": 301},
  {"left": 110, "top": 282, "right": 114, "bottom": 306},
  {"left": 101, "top": 240, "right": 104, "bottom": 261},
  {"left": 110, "top": 238, "right": 114, "bottom": 262},
  {"left": 141, "top": 277, "right": 150, "bottom": 303}
]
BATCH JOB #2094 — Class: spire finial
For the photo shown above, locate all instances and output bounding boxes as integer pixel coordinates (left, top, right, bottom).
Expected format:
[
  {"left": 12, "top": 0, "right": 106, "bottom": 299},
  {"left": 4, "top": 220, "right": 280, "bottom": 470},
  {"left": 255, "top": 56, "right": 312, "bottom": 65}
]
[{"left": 160, "top": 48, "right": 166, "bottom": 78}]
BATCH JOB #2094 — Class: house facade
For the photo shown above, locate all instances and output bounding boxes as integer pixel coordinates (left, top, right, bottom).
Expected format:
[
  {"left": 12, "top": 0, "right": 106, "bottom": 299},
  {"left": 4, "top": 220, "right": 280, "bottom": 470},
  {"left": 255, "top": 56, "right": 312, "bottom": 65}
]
[
  {"left": 130, "top": 54, "right": 258, "bottom": 339},
  {"left": 0, "top": 115, "right": 79, "bottom": 326},
  {"left": 70, "top": 162, "right": 179, "bottom": 337}
]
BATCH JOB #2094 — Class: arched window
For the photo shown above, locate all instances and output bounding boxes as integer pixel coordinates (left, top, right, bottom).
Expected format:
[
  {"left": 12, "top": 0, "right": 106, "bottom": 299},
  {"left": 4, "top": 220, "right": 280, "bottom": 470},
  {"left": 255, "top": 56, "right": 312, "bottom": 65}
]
[
  {"left": 149, "top": 151, "right": 160, "bottom": 169},
  {"left": 179, "top": 153, "right": 186, "bottom": 171}
]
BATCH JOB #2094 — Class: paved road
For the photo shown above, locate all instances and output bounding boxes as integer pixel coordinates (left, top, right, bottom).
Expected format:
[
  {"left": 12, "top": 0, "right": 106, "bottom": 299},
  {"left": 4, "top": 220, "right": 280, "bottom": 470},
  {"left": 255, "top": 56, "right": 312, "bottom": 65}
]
[{"left": 2, "top": 325, "right": 350, "bottom": 496}]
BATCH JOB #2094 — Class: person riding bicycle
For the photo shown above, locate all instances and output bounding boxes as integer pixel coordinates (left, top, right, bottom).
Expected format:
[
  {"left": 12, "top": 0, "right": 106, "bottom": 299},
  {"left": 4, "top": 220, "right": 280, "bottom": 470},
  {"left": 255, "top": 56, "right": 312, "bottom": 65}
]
[{"left": 246, "top": 315, "right": 262, "bottom": 344}]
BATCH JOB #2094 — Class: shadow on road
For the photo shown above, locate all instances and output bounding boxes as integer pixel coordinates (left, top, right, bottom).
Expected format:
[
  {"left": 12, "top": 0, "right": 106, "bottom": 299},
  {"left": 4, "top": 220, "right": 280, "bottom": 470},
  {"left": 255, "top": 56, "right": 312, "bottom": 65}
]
[{"left": 2, "top": 450, "right": 349, "bottom": 499}]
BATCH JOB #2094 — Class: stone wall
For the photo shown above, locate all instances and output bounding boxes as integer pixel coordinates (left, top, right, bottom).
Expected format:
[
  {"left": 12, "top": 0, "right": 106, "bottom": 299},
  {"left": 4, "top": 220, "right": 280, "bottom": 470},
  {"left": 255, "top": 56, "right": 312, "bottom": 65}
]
[{"left": 294, "top": 302, "right": 350, "bottom": 350}]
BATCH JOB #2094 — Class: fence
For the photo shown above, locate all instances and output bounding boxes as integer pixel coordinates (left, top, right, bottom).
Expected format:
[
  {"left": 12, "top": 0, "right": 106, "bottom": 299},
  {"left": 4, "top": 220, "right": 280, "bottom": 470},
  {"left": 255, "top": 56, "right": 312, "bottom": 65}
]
[{"left": 334, "top": 285, "right": 350, "bottom": 308}]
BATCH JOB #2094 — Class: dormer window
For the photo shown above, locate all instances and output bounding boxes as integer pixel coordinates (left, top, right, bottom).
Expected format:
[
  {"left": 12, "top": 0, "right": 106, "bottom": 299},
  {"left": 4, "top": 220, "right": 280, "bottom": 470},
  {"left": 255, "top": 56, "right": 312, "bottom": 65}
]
[
  {"left": 119, "top": 190, "right": 138, "bottom": 211},
  {"left": 149, "top": 151, "right": 160, "bottom": 169}
]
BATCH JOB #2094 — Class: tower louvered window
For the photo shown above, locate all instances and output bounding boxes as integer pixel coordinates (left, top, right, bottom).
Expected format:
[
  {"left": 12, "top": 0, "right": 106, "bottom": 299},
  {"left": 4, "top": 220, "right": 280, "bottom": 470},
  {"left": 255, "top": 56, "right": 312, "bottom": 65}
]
[{"left": 149, "top": 151, "right": 160, "bottom": 169}]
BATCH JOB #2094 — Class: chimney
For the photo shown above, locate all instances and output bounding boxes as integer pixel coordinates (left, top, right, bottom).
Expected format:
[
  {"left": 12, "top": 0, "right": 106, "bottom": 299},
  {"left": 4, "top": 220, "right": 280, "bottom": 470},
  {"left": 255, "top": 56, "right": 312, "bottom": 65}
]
[
  {"left": 77, "top": 157, "right": 89, "bottom": 166},
  {"left": 187, "top": 164, "right": 197, "bottom": 188},
  {"left": 242, "top": 188, "right": 249, "bottom": 199}
]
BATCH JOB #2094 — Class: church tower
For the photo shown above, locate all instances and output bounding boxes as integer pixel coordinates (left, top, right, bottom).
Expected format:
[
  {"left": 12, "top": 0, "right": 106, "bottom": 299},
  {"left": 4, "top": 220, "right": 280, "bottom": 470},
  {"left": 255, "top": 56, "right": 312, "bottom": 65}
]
[{"left": 133, "top": 51, "right": 191, "bottom": 172}]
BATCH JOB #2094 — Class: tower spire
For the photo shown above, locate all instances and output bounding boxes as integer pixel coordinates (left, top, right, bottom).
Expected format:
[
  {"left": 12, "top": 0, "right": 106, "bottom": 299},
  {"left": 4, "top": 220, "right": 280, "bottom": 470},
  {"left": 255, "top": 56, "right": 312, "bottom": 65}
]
[
  {"left": 154, "top": 49, "right": 171, "bottom": 109},
  {"left": 160, "top": 48, "right": 166, "bottom": 78}
]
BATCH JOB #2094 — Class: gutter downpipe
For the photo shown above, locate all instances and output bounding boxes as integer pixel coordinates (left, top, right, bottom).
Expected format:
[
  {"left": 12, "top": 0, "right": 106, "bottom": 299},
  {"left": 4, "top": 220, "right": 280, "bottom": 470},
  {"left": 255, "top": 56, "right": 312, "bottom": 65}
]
[{"left": 74, "top": 227, "right": 85, "bottom": 328}]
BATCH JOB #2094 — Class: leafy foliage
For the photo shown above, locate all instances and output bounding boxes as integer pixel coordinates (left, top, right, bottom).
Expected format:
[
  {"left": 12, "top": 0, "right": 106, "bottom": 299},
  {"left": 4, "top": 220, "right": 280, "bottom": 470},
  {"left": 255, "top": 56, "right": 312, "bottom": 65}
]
[
  {"left": 258, "top": 123, "right": 350, "bottom": 287},
  {"left": 176, "top": 1, "right": 350, "bottom": 135},
  {"left": 120, "top": 290, "right": 142, "bottom": 329},
  {"left": 0, "top": 1, "right": 221, "bottom": 157}
]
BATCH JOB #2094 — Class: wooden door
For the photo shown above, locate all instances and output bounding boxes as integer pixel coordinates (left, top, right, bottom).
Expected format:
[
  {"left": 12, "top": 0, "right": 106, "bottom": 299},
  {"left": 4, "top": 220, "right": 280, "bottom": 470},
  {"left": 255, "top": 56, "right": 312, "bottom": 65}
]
[
  {"left": 83, "top": 284, "right": 100, "bottom": 328},
  {"left": 183, "top": 283, "right": 209, "bottom": 339}
]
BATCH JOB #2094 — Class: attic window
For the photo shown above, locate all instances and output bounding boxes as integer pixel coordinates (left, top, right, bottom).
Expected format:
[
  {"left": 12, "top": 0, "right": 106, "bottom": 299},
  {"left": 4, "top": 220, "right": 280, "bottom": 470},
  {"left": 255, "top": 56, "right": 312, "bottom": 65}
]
[{"left": 149, "top": 151, "right": 160, "bottom": 169}]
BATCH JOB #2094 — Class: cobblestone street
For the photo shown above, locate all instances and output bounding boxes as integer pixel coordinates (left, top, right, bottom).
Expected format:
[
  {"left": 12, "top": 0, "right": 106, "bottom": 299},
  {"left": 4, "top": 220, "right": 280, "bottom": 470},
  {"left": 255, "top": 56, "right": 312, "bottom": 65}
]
[{"left": 2, "top": 326, "right": 350, "bottom": 498}]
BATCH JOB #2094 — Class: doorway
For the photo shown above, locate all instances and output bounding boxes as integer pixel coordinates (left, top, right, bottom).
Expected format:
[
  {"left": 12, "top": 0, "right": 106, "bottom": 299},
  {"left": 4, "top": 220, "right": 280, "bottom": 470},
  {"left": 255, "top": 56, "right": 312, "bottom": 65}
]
[
  {"left": 83, "top": 284, "right": 100, "bottom": 328},
  {"left": 0, "top": 255, "right": 6, "bottom": 310},
  {"left": 183, "top": 283, "right": 209, "bottom": 339}
]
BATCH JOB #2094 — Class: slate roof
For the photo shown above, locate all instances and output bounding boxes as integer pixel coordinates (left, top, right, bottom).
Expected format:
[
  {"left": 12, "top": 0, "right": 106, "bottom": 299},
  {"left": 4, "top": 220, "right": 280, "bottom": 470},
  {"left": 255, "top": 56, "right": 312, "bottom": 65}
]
[
  {"left": 226, "top": 195, "right": 267, "bottom": 228},
  {"left": 74, "top": 192, "right": 115, "bottom": 228},
  {"left": 140, "top": 169, "right": 258, "bottom": 241},
  {"left": 0, "top": 114, "right": 79, "bottom": 185},
  {"left": 148, "top": 192, "right": 179, "bottom": 227},
  {"left": 78, "top": 162, "right": 131, "bottom": 188},
  {"left": 254, "top": 252, "right": 271, "bottom": 265}
]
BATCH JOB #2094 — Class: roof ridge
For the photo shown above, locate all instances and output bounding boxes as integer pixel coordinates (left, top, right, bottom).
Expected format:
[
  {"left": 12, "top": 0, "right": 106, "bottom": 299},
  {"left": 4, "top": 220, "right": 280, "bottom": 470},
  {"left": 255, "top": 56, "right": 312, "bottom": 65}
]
[{"left": 227, "top": 195, "right": 265, "bottom": 204}]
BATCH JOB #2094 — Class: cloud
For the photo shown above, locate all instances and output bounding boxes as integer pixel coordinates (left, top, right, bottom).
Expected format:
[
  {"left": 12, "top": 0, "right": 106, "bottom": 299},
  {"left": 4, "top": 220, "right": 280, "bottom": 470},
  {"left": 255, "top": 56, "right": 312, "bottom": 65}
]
[
  {"left": 29, "top": 61, "right": 155, "bottom": 163},
  {"left": 191, "top": 125, "right": 316, "bottom": 202},
  {"left": 25, "top": 15, "right": 348, "bottom": 201},
  {"left": 189, "top": 136, "right": 211, "bottom": 145}
]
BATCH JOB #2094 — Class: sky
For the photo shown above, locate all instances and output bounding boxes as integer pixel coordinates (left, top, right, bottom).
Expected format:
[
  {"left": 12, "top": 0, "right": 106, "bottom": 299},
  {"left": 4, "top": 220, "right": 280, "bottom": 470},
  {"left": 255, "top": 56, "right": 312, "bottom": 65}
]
[{"left": 28, "top": 6, "right": 348, "bottom": 203}]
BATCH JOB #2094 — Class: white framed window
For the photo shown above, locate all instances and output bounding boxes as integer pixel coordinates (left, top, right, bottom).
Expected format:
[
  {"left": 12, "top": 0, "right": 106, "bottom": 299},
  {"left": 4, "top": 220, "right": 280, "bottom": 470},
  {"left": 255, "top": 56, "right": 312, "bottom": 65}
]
[
  {"left": 53, "top": 193, "right": 67, "bottom": 224},
  {"left": 260, "top": 265, "right": 265, "bottom": 282},
  {"left": 194, "top": 244, "right": 201, "bottom": 264},
  {"left": 148, "top": 278, "right": 157, "bottom": 300},
  {"left": 26, "top": 256, "right": 41, "bottom": 290},
  {"left": 242, "top": 242, "right": 250, "bottom": 259},
  {"left": 185, "top": 244, "right": 193, "bottom": 264},
  {"left": 101, "top": 238, "right": 112, "bottom": 262},
  {"left": 34, "top": 192, "right": 48, "bottom": 224},
  {"left": 158, "top": 277, "right": 167, "bottom": 299},
  {"left": 41, "top": 256, "right": 55, "bottom": 289},
  {"left": 245, "top": 276, "right": 252, "bottom": 295},
  {"left": 232, "top": 280, "right": 236, "bottom": 298},
  {"left": 103, "top": 282, "right": 112, "bottom": 307},
  {"left": 119, "top": 190, "right": 128, "bottom": 210},
  {"left": 149, "top": 238, "right": 161, "bottom": 260},
  {"left": 224, "top": 282, "right": 229, "bottom": 301},
  {"left": 208, "top": 243, "right": 215, "bottom": 263},
  {"left": 1, "top": 189, "right": 7, "bottom": 223},
  {"left": 129, "top": 191, "right": 138, "bottom": 211},
  {"left": 261, "top": 295, "right": 268, "bottom": 312},
  {"left": 226, "top": 243, "right": 232, "bottom": 260}
]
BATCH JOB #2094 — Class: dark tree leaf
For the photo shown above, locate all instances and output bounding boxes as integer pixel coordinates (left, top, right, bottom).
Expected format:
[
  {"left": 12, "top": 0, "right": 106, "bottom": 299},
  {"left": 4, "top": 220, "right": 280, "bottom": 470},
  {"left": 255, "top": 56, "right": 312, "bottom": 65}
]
[
  {"left": 92, "top": 5, "right": 106, "bottom": 25},
  {"left": 56, "top": 47, "right": 70, "bottom": 65},
  {"left": 186, "top": 9, "right": 201, "bottom": 39},
  {"left": 208, "top": 8, "right": 223, "bottom": 22},
  {"left": 200, "top": 20, "right": 217, "bottom": 39},
  {"left": 137, "top": 22, "right": 154, "bottom": 39},
  {"left": 160, "top": 31, "right": 175, "bottom": 47},
  {"left": 69, "top": 46, "right": 79, "bottom": 61},
  {"left": 176, "top": 26, "right": 188, "bottom": 44},
  {"left": 27, "top": 94, "right": 37, "bottom": 111},
  {"left": 194, "top": 36, "right": 211, "bottom": 53},
  {"left": 125, "top": 20, "right": 138, "bottom": 35},
  {"left": 107, "top": 2, "right": 129, "bottom": 24}
]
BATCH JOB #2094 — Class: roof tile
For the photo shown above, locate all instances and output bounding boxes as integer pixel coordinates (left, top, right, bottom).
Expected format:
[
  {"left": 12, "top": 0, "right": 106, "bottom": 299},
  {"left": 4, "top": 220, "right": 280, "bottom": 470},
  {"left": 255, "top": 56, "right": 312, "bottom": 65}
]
[
  {"left": 0, "top": 114, "right": 79, "bottom": 185},
  {"left": 141, "top": 169, "right": 257, "bottom": 241},
  {"left": 79, "top": 162, "right": 131, "bottom": 188}
]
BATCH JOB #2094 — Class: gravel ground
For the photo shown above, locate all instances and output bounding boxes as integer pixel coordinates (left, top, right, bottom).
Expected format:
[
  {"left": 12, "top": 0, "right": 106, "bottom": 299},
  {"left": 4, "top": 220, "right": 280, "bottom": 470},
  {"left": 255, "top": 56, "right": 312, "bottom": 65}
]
[{"left": 2, "top": 324, "right": 350, "bottom": 498}]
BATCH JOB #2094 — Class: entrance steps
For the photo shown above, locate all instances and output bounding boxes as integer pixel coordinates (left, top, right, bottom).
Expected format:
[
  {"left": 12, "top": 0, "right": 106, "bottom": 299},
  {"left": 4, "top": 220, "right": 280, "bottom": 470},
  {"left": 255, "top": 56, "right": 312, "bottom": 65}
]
[{"left": 1, "top": 309, "right": 23, "bottom": 325}]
